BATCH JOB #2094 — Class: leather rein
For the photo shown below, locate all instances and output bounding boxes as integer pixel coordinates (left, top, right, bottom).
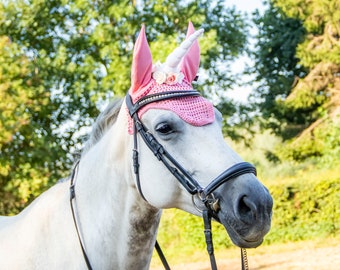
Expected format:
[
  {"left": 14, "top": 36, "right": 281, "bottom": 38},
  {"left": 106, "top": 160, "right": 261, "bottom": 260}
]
[{"left": 69, "top": 90, "right": 255, "bottom": 269}]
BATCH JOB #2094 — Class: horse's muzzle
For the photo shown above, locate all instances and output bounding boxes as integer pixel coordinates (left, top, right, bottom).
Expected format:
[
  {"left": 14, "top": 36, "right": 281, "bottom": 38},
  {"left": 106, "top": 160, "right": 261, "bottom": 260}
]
[{"left": 215, "top": 176, "right": 273, "bottom": 248}]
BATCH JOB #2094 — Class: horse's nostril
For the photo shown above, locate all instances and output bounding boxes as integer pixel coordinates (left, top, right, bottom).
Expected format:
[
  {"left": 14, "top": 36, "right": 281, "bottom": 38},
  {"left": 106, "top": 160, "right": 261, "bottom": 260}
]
[
  {"left": 238, "top": 196, "right": 250, "bottom": 214},
  {"left": 237, "top": 196, "right": 257, "bottom": 224}
]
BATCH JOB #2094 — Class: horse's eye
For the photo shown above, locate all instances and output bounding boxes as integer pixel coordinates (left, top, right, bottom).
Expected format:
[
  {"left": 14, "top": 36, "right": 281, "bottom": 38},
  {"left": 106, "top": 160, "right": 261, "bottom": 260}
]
[{"left": 155, "top": 123, "right": 173, "bottom": 135}]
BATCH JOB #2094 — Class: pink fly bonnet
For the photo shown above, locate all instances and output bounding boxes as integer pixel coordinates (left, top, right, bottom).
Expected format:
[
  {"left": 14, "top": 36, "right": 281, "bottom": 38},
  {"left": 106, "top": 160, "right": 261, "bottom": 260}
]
[{"left": 127, "top": 22, "right": 215, "bottom": 134}]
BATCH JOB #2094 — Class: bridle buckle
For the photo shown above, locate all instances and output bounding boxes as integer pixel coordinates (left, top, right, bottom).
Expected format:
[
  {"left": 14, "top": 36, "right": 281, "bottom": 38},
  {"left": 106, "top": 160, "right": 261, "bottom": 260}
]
[{"left": 192, "top": 192, "right": 220, "bottom": 214}]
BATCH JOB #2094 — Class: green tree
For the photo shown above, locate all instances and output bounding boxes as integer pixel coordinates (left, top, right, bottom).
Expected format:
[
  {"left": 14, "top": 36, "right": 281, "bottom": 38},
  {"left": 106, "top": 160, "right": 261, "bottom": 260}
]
[
  {"left": 251, "top": 0, "right": 340, "bottom": 161},
  {"left": 0, "top": 0, "right": 248, "bottom": 214},
  {"left": 250, "top": 1, "right": 307, "bottom": 138},
  {"left": 0, "top": 36, "right": 52, "bottom": 213}
]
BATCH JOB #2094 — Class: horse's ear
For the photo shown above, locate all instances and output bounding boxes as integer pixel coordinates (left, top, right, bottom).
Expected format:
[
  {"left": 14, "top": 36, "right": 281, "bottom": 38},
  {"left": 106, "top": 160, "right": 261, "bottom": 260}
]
[
  {"left": 130, "top": 25, "right": 152, "bottom": 94},
  {"left": 180, "top": 22, "right": 200, "bottom": 83}
]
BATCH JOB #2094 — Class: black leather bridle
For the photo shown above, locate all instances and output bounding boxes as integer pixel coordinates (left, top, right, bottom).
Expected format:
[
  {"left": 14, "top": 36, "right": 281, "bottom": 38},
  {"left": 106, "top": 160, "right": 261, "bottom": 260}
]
[
  {"left": 125, "top": 91, "right": 256, "bottom": 199},
  {"left": 69, "top": 90, "right": 255, "bottom": 270},
  {"left": 125, "top": 90, "right": 256, "bottom": 270}
]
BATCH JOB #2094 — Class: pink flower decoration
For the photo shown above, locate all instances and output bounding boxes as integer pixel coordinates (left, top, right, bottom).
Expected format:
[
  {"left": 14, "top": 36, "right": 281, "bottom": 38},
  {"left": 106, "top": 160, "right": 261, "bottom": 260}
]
[
  {"left": 152, "top": 62, "right": 185, "bottom": 85},
  {"left": 165, "top": 73, "right": 178, "bottom": 85}
]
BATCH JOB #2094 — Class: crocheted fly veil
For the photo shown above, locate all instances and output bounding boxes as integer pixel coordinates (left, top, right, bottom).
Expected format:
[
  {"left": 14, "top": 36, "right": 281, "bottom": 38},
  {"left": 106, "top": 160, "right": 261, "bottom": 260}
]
[{"left": 128, "top": 22, "right": 215, "bottom": 134}]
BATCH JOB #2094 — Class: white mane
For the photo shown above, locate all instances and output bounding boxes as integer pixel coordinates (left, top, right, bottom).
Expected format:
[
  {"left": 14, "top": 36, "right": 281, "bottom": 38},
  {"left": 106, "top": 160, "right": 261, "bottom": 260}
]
[{"left": 82, "top": 99, "right": 123, "bottom": 155}]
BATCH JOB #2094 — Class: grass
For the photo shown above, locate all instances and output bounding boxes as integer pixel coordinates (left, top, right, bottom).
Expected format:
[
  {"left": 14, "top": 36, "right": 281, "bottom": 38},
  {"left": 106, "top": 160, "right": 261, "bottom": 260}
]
[{"left": 151, "top": 232, "right": 340, "bottom": 268}]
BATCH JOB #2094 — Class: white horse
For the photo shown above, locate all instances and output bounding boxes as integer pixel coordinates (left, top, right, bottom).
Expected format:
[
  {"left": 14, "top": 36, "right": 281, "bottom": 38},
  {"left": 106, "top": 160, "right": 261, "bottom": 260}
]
[{"left": 0, "top": 23, "right": 272, "bottom": 270}]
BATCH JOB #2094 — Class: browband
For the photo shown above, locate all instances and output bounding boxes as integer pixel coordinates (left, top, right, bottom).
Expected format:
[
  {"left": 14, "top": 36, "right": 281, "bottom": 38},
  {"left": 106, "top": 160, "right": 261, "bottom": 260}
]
[{"left": 126, "top": 90, "right": 200, "bottom": 117}]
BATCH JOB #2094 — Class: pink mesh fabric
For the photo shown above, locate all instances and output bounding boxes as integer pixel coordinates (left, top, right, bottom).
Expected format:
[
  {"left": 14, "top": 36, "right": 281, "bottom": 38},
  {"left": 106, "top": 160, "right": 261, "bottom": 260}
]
[{"left": 127, "top": 78, "right": 215, "bottom": 134}]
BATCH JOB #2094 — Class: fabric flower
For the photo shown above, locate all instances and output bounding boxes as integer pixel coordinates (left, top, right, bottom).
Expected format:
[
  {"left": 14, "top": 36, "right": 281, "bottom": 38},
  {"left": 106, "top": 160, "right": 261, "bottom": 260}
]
[
  {"left": 152, "top": 61, "right": 162, "bottom": 73},
  {"left": 152, "top": 62, "right": 185, "bottom": 85},
  {"left": 176, "top": 72, "right": 184, "bottom": 84},
  {"left": 153, "top": 70, "right": 167, "bottom": 84},
  {"left": 165, "top": 72, "right": 178, "bottom": 85}
]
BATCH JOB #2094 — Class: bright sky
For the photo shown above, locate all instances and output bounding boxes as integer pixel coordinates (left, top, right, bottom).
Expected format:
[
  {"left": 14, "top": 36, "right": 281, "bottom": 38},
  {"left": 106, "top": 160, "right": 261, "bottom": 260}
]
[
  {"left": 226, "top": 0, "right": 265, "bottom": 13},
  {"left": 224, "top": 0, "right": 266, "bottom": 103}
]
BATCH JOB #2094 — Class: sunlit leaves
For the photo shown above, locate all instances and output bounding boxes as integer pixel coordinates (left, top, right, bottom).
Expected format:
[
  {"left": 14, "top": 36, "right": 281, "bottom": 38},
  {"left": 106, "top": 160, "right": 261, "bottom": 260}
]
[
  {"left": 252, "top": 0, "right": 340, "bottom": 161},
  {"left": 0, "top": 0, "right": 248, "bottom": 214}
]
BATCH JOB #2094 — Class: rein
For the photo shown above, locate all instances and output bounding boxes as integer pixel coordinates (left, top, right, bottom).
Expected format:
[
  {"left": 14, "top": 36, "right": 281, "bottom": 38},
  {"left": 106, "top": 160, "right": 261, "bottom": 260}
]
[{"left": 69, "top": 160, "right": 93, "bottom": 270}]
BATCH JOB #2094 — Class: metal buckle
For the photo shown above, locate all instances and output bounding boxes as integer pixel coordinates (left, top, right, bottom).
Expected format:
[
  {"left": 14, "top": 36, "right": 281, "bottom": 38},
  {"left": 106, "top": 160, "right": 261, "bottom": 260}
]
[{"left": 192, "top": 192, "right": 220, "bottom": 213}]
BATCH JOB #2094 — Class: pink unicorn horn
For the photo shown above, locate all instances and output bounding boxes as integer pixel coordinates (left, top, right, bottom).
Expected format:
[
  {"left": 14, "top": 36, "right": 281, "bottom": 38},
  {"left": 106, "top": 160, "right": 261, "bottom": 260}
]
[{"left": 164, "top": 28, "right": 204, "bottom": 72}]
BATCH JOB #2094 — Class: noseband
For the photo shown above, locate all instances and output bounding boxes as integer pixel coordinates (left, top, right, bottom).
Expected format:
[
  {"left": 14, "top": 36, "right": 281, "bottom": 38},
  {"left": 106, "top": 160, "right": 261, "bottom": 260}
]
[{"left": 126, "top": 90, "right": 256, "bottom": 270}]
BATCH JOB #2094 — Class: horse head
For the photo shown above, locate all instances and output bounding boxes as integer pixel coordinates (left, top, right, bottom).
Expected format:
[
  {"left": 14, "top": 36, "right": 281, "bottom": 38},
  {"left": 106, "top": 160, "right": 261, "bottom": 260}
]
[{"left": 125, "top": 22, "right": 273, "bottom": 249}]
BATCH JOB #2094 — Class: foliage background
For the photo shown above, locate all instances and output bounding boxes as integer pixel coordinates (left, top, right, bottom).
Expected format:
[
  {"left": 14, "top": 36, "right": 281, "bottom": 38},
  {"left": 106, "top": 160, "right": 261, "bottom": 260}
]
[
  {"left": 251, "top": 0, "right": 340, "bottom": 160},
  {"left": 0, "top": 0, "right": 248, "bottom": 214},
  {"left": 0, "top": 0, "right": 339, "bottom": 260}
]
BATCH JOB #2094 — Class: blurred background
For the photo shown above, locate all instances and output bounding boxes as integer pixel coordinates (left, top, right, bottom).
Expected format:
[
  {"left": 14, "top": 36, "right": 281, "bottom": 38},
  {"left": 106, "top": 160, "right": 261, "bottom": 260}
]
[{"left": 0, "top": 0, "right": 339, "bottom": 268}]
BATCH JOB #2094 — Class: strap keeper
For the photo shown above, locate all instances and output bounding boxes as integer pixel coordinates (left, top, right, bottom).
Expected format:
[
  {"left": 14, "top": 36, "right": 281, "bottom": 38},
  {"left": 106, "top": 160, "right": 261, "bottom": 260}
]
[
  {"left": 132, "top": 149, "right": 140, "bottom": 174},
  {"left": 70, "top": 184, "right": 75, "bottom": 200}
]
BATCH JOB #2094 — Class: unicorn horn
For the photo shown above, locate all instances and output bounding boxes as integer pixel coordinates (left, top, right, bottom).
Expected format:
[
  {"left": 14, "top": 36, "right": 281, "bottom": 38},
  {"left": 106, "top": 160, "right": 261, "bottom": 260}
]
[{"left": 165, "top": 29, "right": 204, "bottom": 72}]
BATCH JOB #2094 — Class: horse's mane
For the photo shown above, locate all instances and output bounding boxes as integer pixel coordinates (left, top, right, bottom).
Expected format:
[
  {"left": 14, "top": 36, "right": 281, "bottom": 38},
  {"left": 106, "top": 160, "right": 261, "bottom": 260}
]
[
  {"left": 82, "top": 98, "right": 124, "bottom": 155},
  {"left": 58, "top": 99, "right": 123, "bottom": 184}
]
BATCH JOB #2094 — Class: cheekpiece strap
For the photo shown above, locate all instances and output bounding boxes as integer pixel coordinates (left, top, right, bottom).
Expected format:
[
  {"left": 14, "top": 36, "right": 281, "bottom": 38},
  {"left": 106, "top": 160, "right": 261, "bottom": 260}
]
[{"left": 125, "top": 90, "right": 205, "bottom": 197}]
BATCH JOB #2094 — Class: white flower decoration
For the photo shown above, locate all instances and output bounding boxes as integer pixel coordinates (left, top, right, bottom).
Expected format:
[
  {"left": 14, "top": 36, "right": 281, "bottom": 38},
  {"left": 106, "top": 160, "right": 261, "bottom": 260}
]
[
  {"left": 176, "top": 72, "right": 184, "bottom": 83},
  {"left": 153, "top": 70, "right": 167, "bottom": 84},
  {"left": 152, "top": 62, "right": 184, "bottom": 85}
]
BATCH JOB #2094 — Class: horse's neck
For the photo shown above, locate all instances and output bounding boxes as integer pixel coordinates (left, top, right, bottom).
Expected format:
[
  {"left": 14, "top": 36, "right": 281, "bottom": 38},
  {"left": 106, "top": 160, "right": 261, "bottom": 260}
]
[{"left": 74, "top": 122, "right": 161, "bottom": 269}]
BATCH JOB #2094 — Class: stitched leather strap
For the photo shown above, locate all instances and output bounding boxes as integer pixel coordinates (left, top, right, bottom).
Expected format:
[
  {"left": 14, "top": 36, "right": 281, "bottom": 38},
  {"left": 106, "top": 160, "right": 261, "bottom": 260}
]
[
  {"left": 155, "top": 241, "right": 171, "bottom": 270},
  {"left": 69, "top": 161, "right": 93, "bottom": 270},
  {"left": 203, "top": 210, "right": 217, "bottom": 270}
]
